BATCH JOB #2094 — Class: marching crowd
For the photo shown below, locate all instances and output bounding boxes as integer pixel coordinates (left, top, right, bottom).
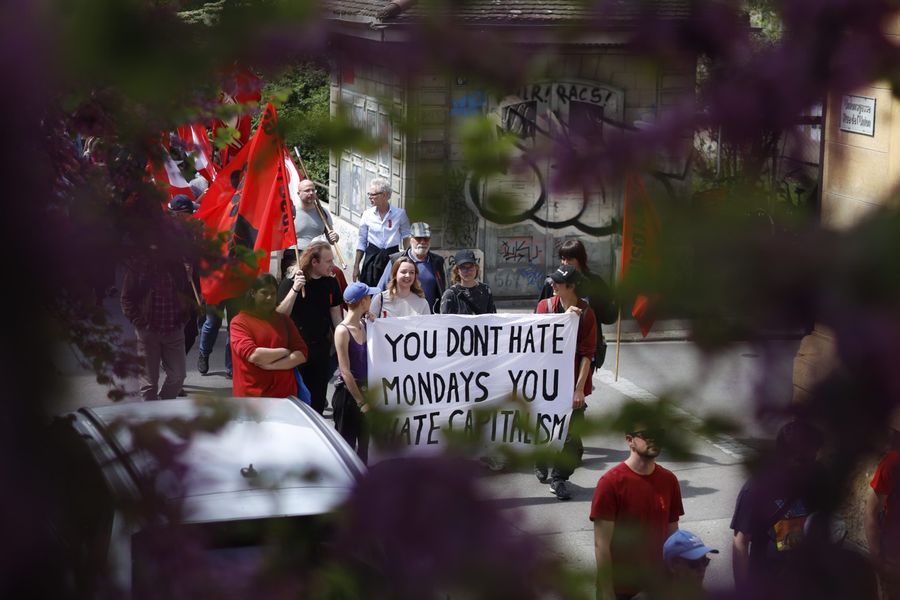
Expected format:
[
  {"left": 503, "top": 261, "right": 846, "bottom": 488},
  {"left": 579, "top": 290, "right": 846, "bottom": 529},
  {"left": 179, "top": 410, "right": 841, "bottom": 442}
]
[{"left": 118, "top": 176, "right": 899, "bottom": 600}]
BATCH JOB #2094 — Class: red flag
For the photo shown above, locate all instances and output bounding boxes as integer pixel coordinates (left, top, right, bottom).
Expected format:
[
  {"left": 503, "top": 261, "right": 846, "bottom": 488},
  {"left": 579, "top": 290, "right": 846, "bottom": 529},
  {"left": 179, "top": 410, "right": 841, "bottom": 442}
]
[
  {"left": 148, "top": 145, "right": 193, "bottom": 203},
  {"left": 213, "top": 66, "right": 261, "bottom": 165},
  {"left": 621, "top": 173, "right": 662, "bottom": 337},
  {"left": 177, "top": 123, "right": 219, "bottom": 182},
  {"left": 194, "top": 103, "right": 298, "bottom": 305}
]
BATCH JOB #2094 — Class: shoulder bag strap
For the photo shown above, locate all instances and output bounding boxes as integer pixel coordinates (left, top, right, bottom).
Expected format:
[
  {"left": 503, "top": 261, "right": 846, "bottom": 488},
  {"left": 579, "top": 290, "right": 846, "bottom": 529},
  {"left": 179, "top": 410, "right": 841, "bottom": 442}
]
[{"left": 456, "top": 288, "right": 482, "bottom": 315}]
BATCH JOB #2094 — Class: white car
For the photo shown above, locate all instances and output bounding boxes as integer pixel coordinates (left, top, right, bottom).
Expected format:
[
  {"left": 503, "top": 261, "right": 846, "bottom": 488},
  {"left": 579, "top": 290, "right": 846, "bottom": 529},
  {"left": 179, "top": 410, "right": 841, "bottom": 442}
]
[{"left": 48, "top": 397, "right": 365, "bottom": 595}]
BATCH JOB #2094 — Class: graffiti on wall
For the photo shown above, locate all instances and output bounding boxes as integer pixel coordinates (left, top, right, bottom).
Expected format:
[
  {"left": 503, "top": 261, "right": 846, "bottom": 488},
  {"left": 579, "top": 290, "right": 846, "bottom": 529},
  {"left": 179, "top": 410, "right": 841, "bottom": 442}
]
[
  {"left": 499, "top": 237, "right": 544, "bottom": 263},
  {"left": 451, "top": 91, "right": 487, "bottom": 118},
  {"left": 462, "top": 81, "right": 623, "bottom": 238},
  {"left": 516, "top": 263, "right": 546, "bottom": 288}
]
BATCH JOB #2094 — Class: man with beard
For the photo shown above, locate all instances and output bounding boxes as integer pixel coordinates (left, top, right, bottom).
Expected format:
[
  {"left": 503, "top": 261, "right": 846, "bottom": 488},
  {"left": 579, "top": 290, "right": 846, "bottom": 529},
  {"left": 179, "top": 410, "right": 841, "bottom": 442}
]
[
  {"left": 376, "top": 222, "right": 446, "bottom": 313},
  {"left": 591, "top": 416, "right": 684, "bottom": 600}
]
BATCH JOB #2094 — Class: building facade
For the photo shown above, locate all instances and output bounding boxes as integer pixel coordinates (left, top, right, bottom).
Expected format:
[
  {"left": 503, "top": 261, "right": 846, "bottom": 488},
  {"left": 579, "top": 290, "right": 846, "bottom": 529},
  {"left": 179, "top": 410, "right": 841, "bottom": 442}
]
[{"left": 324, "top": 0, "right": 696, "bottom": 298}]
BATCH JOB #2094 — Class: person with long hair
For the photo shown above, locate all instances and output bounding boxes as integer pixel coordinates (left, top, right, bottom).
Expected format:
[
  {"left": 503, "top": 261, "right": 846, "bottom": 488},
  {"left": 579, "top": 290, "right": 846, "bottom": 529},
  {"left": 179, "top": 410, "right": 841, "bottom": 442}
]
[
  {"left": 439, "top": 249, "right": 496, "bottom": 315},
  {"left": 276, "top": 240, "right": 342, "bottom": 414},
  {"left": 537, "top": 239, "right": 617, "bottom": 325},
  {"left": 332, "top": 282, "right": 379, "bottom": 465},
  {"left": 230, "top": 274, "right": 308, "bottom": 398},
  {"left": 369, "top": 256, "right": 431, "bottom": 318}
]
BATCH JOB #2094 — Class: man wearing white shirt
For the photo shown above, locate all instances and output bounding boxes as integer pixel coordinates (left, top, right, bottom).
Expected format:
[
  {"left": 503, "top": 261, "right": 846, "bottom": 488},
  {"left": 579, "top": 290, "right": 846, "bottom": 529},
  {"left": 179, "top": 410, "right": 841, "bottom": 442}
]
[{"left": 353, "top": 178, "right": 410, "bottom": 285}]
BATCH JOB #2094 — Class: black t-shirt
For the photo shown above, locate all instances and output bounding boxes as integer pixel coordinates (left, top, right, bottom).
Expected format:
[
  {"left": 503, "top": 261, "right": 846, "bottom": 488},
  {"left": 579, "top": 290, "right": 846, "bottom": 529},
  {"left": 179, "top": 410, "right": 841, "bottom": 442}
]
[
  {"left": 730, "top": 462, "right": 827, "bottom": 581},
  {"left": 439, "top": 283, "right": 496, "bottom": 315},
  {"left": 277, "top": 274, "right": 341, "bottom": 357},
  {"left": 537, "top": 270, "right": 616, "bottom": 324}
]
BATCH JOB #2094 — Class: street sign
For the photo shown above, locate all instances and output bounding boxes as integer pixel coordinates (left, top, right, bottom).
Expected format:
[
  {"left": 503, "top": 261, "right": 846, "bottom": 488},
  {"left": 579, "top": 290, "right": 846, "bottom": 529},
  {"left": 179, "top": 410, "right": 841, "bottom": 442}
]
[{"left": 840, "top": 94, "right": 876, "bottom": 136}]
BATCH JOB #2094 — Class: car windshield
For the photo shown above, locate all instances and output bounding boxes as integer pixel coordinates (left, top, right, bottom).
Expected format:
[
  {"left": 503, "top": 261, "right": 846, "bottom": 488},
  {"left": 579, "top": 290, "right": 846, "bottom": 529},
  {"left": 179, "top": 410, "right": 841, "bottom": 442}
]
[{"left": 131, "top": 515, "right": 338, "bottom": 595}]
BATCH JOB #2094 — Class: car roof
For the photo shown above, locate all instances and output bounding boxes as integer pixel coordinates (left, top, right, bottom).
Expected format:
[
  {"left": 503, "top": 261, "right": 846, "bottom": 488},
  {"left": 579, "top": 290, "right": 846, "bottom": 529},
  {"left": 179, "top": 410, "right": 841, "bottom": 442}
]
[{"left": 73, "top": 398, "right": 365, "bottom": 523}]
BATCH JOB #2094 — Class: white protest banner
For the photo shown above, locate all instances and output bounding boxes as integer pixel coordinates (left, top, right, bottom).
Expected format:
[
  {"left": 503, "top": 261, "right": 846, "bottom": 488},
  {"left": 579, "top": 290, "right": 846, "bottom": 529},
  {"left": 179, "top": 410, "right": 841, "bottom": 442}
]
[{"left": 366, "top": 313, "right": 578, "bottom": 459}]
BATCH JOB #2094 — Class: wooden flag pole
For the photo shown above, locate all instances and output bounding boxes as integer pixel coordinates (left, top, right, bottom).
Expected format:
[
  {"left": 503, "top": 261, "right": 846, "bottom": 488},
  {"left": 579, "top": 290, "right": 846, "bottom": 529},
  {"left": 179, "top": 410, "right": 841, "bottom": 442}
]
[
  {"left": 293, "top": 147, "right": 348, "bottom": 269},
  {"left": 294, "top": 246, "right": 305, "bottom": 298},
  {"left": 189, "top": 278, "right": 202, "bottom": 306},
  {"left": 614, "top": 305, "right": 622, "bottom": 382}
]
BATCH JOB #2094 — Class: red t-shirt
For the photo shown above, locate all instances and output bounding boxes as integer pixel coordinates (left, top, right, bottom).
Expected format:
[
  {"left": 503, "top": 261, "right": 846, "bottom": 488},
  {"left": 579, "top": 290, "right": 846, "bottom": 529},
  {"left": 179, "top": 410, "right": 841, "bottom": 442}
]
[
  {"left": 872, "top": 450, "right": 900, "bottom": 555},
  {"left": 230, "top": 310, "right": 308, "bottom": 398},
  {"left": 590, "top": 461, "right": 684, "bottom": 594},
  {"left": 536, "top": 296, "right": 597, "bottom": 396}
]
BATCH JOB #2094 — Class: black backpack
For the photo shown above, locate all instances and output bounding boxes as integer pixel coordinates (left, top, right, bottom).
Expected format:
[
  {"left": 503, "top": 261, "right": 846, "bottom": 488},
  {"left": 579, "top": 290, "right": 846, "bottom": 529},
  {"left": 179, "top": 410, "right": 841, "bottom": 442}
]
[{"left": 543, "top": 297, "right": 608, "bottom": 371}]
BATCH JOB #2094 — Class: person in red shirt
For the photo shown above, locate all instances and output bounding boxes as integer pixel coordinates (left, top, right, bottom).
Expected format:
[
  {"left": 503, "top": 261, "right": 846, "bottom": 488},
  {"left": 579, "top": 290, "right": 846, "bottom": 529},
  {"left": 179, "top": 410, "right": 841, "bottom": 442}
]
[
  {"left": 591, "top": 416, "right": 684, "bottom": 600},
  {"left": 230, "top": 274, "right": 308, "bottom": 398},
  {"left": 534, "top": 264, "right": 597, "bottom": 500},
  {"left": 865, "top": 432, "right": 900, "bottom": 596}
]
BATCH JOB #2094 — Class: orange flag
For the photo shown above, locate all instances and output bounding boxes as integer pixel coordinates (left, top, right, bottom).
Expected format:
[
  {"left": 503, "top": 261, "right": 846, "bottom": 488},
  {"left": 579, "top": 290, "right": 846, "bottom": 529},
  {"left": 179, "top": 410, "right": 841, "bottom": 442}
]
[
  {"left": 193, "top": 103, "right": 298, "bottom": 305},
  {"left": 621, "top": 173, "right": 662, "bottom": 337}
]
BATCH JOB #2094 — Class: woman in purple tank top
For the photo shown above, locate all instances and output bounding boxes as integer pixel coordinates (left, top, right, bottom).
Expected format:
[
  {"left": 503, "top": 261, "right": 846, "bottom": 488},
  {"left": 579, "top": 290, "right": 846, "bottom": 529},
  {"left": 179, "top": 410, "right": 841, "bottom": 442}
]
[{"left": 332, "top": 282, "right": 378, "bottom": 465}]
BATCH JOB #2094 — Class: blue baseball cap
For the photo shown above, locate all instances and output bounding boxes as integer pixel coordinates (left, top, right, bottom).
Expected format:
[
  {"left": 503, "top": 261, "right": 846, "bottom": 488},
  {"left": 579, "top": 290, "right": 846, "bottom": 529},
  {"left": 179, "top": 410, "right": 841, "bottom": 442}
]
[
  {"left": 344, "top": 282, "right": 380, "bottom": 303},
  {"left": 663, "top": 530, "right": 719, "bottom": 562}
]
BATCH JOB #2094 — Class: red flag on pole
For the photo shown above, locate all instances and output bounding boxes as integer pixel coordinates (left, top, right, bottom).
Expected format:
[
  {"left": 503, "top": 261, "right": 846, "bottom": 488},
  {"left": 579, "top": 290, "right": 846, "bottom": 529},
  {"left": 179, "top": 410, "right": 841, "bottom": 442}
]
[
  {"left": 193, "top": 103, "right": 298, "bottom": 306},
  {"left": 177, "top": 123, "right": 219, "bottom": 183},
  {"left": 621, "top": 173, "right": 662, "bottom": 337},
  {"left": 213, "top": 66, "right": 261, "bottom": 166},
  {"left": 148, "top": 145, "right": 193, "bottom": 203}
]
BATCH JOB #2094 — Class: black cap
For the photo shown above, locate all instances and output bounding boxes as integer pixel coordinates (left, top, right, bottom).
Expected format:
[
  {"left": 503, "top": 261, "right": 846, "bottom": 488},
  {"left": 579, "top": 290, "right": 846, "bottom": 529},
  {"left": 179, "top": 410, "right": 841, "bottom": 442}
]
[
  {"left": 548, "top": 264, "right": 581, "bottom": 285},
  {"left": 168, "top": 194, "right": 199, "bottom": 214},
  {"left": 454, "top": 249, "right": 477, "bottom": 266}
]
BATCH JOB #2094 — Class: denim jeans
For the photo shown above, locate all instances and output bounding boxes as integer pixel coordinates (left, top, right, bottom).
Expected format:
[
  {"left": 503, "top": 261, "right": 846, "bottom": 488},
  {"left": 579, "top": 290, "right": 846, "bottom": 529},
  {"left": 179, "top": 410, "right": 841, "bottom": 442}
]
[{"left": 198, "top": 304, "right": 232, "bottom": 372}]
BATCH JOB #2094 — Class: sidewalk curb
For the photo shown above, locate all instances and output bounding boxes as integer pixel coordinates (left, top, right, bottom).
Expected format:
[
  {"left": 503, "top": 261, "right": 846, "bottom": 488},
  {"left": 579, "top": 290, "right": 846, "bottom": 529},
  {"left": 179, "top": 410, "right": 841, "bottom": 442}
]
[{"left": 594, "top": 368, "right": 757, "bottom": 460}]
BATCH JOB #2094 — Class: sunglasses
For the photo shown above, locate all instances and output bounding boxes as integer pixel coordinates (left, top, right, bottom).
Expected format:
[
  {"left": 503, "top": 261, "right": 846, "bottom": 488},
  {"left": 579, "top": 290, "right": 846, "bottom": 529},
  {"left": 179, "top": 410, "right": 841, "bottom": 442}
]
[
  {"left": 458, "top": 264, "right": 476, "bottom": 272},
  {"left": 681, "top": 556, "right": 711, "bottom": 570},
  {"left": 630, "top": 429, "right": 666, "bottom": 442}
]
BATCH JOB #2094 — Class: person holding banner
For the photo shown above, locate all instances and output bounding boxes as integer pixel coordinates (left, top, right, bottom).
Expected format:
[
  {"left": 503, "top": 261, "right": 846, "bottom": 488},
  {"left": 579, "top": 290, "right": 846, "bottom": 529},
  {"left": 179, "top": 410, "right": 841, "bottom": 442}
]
[
  {"left": 439, "top": 249, "right": 496, "bottom": 316},
  {"left": 534, "top": 264, "right": 597, "bottom": 500},
  {"left": 370, "top": 257, "right": 432, "bottom": 318},
  {"left": 230, "top": 274, "right": 308, "bottom": 398},
  {"left": 332, "top": 282, "right": 379, "bottom": 465}
]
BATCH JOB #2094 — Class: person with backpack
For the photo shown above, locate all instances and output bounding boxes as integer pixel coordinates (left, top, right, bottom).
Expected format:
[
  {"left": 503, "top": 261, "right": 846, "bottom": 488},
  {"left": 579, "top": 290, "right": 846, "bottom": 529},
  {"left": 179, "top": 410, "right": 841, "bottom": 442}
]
[
  {"left": 534, "top": 264, "right": 597, "bottom": 500},
  {"left": 439, "top": 249, "right": 496, "bottom": 315},
  {"left": 865, "top": 431, "right": 900, "bottom": 596},
  {"left": 730, "top": 420, "right": 826, "bottom": 589},
  {"left": 537, "top": 239, "right": 616, "bottom": 369}
]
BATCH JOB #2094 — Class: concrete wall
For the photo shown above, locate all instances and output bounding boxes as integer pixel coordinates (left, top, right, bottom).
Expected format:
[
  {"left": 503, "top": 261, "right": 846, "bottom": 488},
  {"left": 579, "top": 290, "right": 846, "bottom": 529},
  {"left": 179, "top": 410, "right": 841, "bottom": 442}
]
[
  {"left": 329, "top": 45, "right": 695, "bottom": 299},
  {"left": 403, "top": 48, "right": 695, "bottom": 298},
  {"left": 329, "top": 53, "right": 407, "bottom": 274},
  {"left": 796, "top": 13, "right": 900, "bottom": 560}
]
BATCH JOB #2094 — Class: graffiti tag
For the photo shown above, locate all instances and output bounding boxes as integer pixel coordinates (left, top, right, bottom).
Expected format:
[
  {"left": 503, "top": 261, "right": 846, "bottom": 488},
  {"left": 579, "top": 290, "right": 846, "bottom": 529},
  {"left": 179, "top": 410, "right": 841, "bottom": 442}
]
[
  {"left": 516, "top": 263, "right": 546, "bottom": 288},
  {"left": 450, "top": 91, "right": 487, "bottom": 118},
  {"left": 499, "top": 237, "right": 543, "bottom": 263}
]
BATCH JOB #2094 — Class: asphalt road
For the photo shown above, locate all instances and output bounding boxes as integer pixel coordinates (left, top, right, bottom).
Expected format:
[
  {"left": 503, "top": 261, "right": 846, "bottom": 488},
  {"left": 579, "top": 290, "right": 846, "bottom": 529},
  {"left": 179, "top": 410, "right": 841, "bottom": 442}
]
[{"left": 53, "top": 292, "right": 803, "bottom": 596}]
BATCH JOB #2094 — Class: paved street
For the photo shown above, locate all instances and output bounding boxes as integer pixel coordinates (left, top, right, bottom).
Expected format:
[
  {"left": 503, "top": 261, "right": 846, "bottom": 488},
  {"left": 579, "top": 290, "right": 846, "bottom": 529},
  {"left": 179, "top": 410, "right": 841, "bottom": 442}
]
[{"left": 53, "top": 291, "right": 802, "bottom": 596}]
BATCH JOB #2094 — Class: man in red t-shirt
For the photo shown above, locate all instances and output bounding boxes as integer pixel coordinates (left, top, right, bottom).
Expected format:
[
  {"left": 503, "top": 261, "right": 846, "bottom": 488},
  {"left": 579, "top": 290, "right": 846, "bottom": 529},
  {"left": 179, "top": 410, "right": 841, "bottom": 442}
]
[
  {"left": 591, "top": 417, "right": 684, "bottom": 600},
  {"left": 535, "top": 264, "right": 597, "bottom": 501},
  {"left": 865, "top": 433, "right": 900, "bottom": 597}
]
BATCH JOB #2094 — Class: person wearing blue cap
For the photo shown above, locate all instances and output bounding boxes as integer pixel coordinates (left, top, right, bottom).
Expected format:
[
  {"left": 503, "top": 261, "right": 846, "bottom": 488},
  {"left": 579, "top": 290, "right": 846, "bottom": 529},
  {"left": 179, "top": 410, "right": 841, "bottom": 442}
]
[
  {"left": 631, "top": 531, "right": 718, "bottom": 600},
  {"left": 331, "top": 281, "right": 379, "bottom": 465}
]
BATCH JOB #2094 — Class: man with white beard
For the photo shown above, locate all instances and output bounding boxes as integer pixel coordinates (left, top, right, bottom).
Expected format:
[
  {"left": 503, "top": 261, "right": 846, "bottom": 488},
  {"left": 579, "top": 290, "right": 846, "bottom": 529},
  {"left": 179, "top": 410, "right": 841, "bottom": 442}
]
[{"left": 375, "top": 222, "right": 447, "bottom": 313}]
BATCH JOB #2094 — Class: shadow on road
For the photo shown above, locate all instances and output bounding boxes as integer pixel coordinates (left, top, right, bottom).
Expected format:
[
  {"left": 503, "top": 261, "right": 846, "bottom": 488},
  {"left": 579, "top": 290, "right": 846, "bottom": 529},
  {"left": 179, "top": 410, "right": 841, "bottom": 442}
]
[{"left": 677, "top": 478, "right": 719, "bottom": 499}]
